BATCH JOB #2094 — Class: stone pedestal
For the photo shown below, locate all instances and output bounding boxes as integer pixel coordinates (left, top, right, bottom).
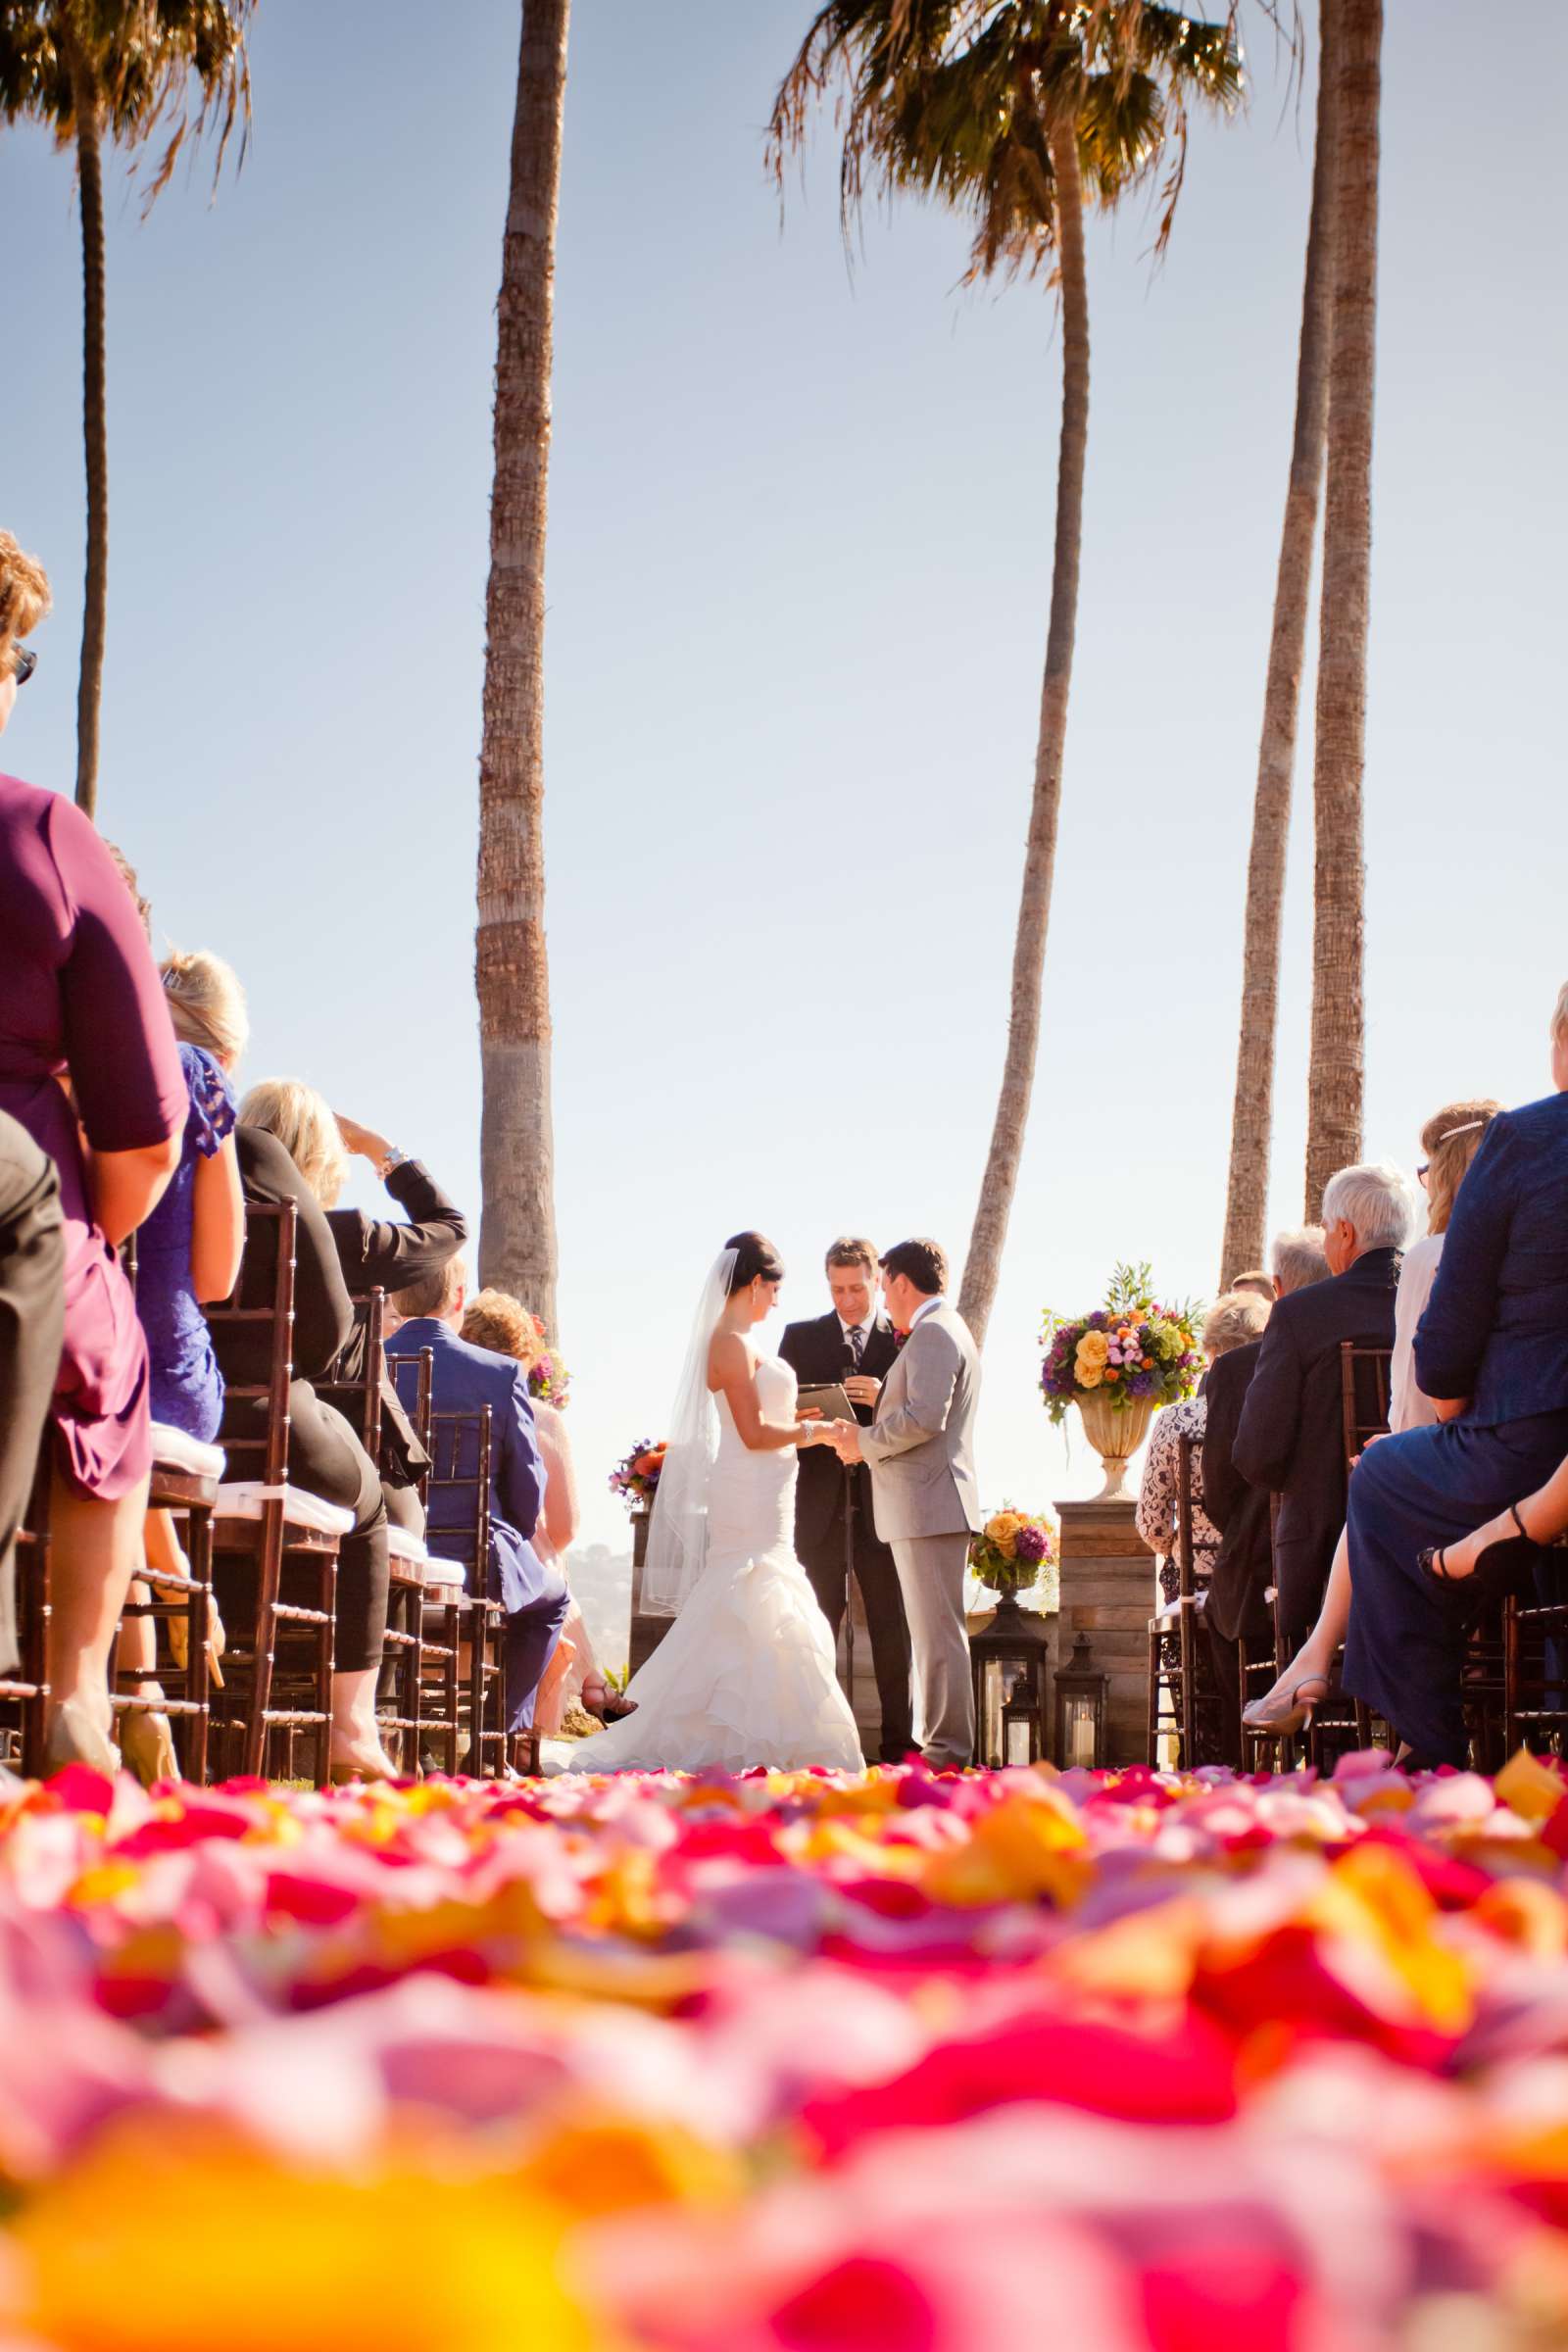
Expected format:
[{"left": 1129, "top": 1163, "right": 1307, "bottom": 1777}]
[
  {"left": 626, "top": 1507, "right": 671, "bottom": 1679},
  {"left": 1054, "top": 1495, "right": 1152, "bottom": 1765}
]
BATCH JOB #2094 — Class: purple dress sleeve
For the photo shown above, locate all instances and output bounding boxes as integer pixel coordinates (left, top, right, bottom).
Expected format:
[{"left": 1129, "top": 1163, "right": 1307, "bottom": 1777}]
[{"left": 47, "top": 794, "right": 185, "bottom": 1153}]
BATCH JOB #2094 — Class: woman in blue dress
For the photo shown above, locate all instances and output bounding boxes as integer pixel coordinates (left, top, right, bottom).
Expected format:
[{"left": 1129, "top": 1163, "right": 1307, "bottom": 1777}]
[
  {"left": 1344, "top": 990, "right": 1568, "bottom": 1767},
  {"left": 119, "top": 943, "right": 247, "bottom": 1780}
]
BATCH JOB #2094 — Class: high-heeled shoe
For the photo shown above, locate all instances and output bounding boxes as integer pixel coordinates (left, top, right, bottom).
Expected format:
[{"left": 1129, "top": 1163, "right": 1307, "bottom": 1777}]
[
  {"left": 42, "top": 1694, "right": 119, "bottom": 1779},
  {"left": 166, "top": 1592, "right": 225, "bottom": 1690},
  {"left": 1420, "top": 1503, "right": 1536, "bottom": 1592},
  {"left": 118, "top": 1709, "right": 181, "bottom": 1788},
  {"left": 1242, "top": 1672, "right": 1331, "bottom": 1739}
]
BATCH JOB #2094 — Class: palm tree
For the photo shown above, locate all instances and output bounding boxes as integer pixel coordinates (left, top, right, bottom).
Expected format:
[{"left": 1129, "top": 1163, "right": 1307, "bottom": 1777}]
[
  {"left": 771, "top": 3, "right": 1241, "bottom": 1347},
  {"left": 475, "top": 0, "right": 568, "bottom": 1334},
  {"left": 1304, "top": 0, "right": 1379, "bottom": 1214},
  {"left": 1217, "top": 0, "right": 1336, "bottom": 1286},
  {"left": 0, "top": 0, "right": 252, "bottom": 822}
]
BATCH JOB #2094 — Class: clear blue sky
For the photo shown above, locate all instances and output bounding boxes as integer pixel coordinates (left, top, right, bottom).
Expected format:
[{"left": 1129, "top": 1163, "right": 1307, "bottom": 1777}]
[{"left": 5, "top": 1, "right": 1565, "bottom": 1558}]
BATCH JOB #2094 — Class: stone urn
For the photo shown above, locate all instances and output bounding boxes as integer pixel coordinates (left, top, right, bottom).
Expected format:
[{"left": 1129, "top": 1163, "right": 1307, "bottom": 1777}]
[{"left": 1075, "top": 1393, "right": 1154, "bottom": 1500}]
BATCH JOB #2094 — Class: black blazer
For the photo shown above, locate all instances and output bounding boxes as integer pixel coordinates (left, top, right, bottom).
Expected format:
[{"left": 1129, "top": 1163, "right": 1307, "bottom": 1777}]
[
  {"left": 1201, "top": 1338, "right": 1272, "bottom": 1643},
  {"left": 217, "top": 1126, "right": 355, "bottom": 1389},
  {"left": 777, "top": 1311, "right": 900, "bottom": 1552},
  {"left": 326, "top": 1158, "right": 467, "bottom": 1318},
  {"left": 1233, "top": 1248, "right": 1400, "bottom": 1623}
]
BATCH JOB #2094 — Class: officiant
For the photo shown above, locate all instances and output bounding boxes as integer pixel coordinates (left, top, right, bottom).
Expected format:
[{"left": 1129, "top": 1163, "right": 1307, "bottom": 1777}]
[{"left": 779, "top": 1237, "right": 914, "bottom": 1763}]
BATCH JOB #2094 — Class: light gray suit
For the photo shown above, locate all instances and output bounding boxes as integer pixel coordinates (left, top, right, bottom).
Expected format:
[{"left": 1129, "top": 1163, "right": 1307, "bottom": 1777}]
[{"left": 860, "top": 1298, "right": 981, "bottom": 1767}]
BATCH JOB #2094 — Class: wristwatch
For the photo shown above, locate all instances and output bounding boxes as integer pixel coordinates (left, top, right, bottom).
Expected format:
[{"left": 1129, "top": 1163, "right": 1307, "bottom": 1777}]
[{"left": 382, "top": 1146, "right": 411, "bottom": 1177}]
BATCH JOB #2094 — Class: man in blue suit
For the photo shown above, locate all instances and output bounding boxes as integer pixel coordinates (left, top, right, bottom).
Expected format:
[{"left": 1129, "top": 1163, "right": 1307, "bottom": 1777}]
[
  {"left": 1346, "top": 1013, "right": 1568, "bottom": 1767},
  {"left": 385, "top": 1256, "right": 566, "bottom": 1737}
]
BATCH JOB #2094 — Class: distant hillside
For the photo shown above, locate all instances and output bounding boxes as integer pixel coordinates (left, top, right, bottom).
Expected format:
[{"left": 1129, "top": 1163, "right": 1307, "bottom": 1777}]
[{"left": 564, "top": 1544, "right": 633, "bottom": 1674}]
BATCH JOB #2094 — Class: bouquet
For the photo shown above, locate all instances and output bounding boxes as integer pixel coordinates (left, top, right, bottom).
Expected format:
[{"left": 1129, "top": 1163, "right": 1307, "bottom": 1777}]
[
  {"left": 610, "top": 1439, "right": 666, "bottom": 1510},
  {"left": 969, "top": 1506, "right": 1057, "bottom": 1600},
  {"left": 526, "top": 1342, "right": 571, "bottom": 1408},
  {"left": 1040, "top": 1261, "right": 1202, "bottom": 1423}
]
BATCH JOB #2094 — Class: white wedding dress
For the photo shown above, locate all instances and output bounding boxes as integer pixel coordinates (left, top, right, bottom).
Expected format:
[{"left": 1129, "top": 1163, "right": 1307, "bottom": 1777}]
[{"left": 555, "top": 1354, "right": 865, "bottom": 1775}]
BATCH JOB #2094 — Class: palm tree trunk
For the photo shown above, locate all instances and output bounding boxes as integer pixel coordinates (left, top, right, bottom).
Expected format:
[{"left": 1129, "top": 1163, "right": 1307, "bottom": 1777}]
[
  {"left": 71, "top": 63, "right": 108, "bottom": 821},
  {"left": 1216, "top": 8, "right": 1337, "bottom": 1286},
  {"left": 475, "top": 0, "right": 569, "bottom": 1333},
  {"left": 957, "top": 120, "right": 1088, "bottom": 1349},
  {"left": 1304, "top": 0, "right": 1381, "bottom": 1217}
]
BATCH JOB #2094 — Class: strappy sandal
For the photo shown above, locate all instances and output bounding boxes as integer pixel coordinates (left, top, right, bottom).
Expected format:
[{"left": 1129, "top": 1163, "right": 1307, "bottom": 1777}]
[
  {"left": 582, "top": 1677, "right": 638, "bottom": 1722},
  {"left": 1420, "top": 1503, "right": 1536, "bottom": 1591},
  {"left": 1242, "top": 1672, "right": 1331, "bottom": 1738}
]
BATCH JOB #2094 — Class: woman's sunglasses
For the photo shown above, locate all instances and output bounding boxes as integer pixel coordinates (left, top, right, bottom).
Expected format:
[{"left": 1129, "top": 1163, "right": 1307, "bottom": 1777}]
[{"left": 10, "top": 647, "right": 35, "bottom": 687}]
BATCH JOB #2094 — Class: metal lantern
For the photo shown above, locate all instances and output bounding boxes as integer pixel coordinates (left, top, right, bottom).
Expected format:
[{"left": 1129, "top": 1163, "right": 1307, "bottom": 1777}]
[
  {"left": 970, "top": 1590, "right": 1053, "bottom": 1769},
  {"left": 1054, "top": 1630, "right": 1109, "bottom": 1770}
]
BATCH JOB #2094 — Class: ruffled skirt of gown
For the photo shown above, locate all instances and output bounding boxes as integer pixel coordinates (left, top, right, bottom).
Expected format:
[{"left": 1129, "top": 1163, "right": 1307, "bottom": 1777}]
[{"left": 552, "top": 1357, "right": 864, "bottom": 1775}]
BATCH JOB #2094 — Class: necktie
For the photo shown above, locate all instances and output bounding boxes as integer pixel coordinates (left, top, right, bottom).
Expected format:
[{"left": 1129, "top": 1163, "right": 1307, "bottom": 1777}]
[{"left": 848, "top": 1325, "right": 865, "bottom": 1368}]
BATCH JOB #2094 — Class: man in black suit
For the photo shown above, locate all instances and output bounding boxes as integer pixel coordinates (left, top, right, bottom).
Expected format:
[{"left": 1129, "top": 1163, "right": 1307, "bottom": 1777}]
[
  {"left": 1203, "top": 1226, "right": 1331, "bottom": 1738},
  {"left": 779, "top": 1237, "right": 913, "bottom": 1763},
  {"left": 1232, "top": 1166, "right": 1410, "bottom": 1651}
]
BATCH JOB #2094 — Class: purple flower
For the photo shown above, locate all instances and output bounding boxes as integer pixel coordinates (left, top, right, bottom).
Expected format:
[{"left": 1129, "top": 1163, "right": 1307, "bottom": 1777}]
[{"left": 1012, "top": 1523, "right": 1050, "bottom": 1566}]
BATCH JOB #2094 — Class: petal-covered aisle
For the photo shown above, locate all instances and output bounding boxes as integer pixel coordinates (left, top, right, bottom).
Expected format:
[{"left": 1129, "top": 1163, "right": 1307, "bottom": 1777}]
[{"left": 3, "top": 1754, "right": 1568, "bottom": 2348}]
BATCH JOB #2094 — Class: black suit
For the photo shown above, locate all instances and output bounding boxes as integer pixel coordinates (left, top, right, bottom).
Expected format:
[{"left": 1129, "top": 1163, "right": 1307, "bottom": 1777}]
[
  {"left": 1200, "top": 1336, "right": 1271, "bottom": 1762},
  {"left": 778, "top": 1311, "right": 913, "bottom": 1762},
  {"left": 1233, "top": 1247, "right": 1400, "bottom": 1647}
]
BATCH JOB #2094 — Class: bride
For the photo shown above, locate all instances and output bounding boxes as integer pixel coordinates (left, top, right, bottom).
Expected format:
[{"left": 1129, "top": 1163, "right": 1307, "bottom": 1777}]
[{"left": 554, "top": 1232, "right": 865, "bottom": 1775}]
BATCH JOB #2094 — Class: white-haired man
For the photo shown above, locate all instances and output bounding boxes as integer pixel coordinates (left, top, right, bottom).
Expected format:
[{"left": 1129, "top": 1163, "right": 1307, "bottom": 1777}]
[{"left": 1232, "top": 1167, "right": 1412, "bottom": 1652}]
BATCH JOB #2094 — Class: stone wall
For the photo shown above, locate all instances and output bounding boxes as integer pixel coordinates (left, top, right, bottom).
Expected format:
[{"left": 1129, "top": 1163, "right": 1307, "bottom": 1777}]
[{"left": 1054, "top": 1495, "right": 1154, "bottom": 1765}]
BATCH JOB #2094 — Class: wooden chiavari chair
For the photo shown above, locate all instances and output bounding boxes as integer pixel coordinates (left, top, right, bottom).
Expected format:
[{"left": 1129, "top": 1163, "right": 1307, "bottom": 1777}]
[
  {"left": 1146, "top": 1436, "right": 1200, "bottom": 1769},
  {"left": 0, "top": 1443, "right": 51, "bottom": 1776},
  {"left": 204, "top": 1202, "right": 341, "bottom": 1785}
]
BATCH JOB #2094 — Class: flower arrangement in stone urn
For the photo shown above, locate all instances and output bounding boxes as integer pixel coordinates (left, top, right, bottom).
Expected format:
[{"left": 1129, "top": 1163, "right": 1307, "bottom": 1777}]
[
  {"left": 969, "top": 1508, "right": 1058, "bottom": 1610},
  {"left": 609, "top": 1441, "right": 666, "bottom": 1511},
  {"left": 1040, "top": 1263, "right": 1201, "bottom": 1498}
]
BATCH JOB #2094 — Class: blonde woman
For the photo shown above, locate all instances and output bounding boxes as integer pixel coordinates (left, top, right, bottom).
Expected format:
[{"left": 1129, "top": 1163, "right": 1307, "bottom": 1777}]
[
  {"left": 1244, "top": 1099, "right": 1501, "bottom": 1739},
  {"left": 241, "top": 1078, "right": 466, "bottom": 1530},
  {"left": 460, "top": 1288, "right": 632, "bottom": 1727},
  {"left": 108, "top": 947, "right": 248, "bottom": 1782}
]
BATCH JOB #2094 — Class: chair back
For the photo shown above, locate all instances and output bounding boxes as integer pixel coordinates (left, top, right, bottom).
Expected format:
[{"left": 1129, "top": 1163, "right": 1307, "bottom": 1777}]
[
  {"left": 204, "top": 1200, "right": 297, "bottom": 1487},
  {"left": 319, "top": 1289, "right": 386, "bottom": 1459},
  {"left": 1340, "top": 1342, "right": 1393, "bottom": 1472},
  {"left": 390, "top": 1348, "right": 434, "bottom": 1511},
  {"left": 425, "top": 1406, "right": 494, "bottom": 1597}
]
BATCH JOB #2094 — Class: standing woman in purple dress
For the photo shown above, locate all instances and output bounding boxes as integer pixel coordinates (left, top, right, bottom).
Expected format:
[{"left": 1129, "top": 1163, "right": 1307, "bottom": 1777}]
[{"left": 0, "top": 534, "right": 185, "bottom": 1772}]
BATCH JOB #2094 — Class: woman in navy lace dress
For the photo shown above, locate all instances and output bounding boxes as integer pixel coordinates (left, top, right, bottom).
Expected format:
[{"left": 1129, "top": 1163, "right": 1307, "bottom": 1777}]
[{"left": 118, "top": 946, "right": 247, "bottom": 1780}]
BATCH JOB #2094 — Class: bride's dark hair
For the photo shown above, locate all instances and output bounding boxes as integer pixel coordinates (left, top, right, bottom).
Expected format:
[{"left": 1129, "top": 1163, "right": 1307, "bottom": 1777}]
[{"left": 724, "top": 1231, "right": 784, "bottom": 1294}]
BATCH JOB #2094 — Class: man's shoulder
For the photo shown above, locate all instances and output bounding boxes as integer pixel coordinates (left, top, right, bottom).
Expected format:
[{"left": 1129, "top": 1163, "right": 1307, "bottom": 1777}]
[
  {"left": 1208, "top": 1337, "right": 1263, "bottom": 1396},
  {"left": 779, "top": 1313, "right": 832, "bottom": 1347},
  {"left": 1498, "top": 1094, "right": 1568, "bottom": 1150}
]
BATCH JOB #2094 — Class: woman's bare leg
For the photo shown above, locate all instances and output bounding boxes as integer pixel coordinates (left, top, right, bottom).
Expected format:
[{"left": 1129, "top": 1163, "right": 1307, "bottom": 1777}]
[
  {"left": 45, "top": 1469, "right": 150, "bottom": 1758},
  {"left": 1437, "top": 1450, "right": 1568, "bottom": 1580},
  {"left": 1246, "top": 1528, "right": 1354, "bottom": 1721}
]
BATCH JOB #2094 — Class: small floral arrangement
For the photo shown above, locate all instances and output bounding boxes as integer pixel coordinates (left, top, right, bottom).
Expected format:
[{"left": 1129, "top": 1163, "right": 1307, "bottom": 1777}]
[
  {"left": 1040, "top": 1261, "right": 1202, "bottom": 1423},
  {"left": 969, "top": 1507, "right": 1057, "bottom": 1599},
  {"left": 526, "top": 1340, "right": 571, "bottom": 1408},
  {"left": 610, "top": 1439, "right": 666, "bottom": 1509}
]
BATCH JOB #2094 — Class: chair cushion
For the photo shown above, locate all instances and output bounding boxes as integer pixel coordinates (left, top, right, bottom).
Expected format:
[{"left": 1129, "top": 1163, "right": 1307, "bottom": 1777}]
[
  {"left": 149, "top": 1425, "right": 226, "bottom": 1480},
  {"left": 421, "top": 1558, "right": 466, "bottom": 1590},
  {"left": 214, "top": 1483, "right": 355, "bottom": 1538},
  {"left": 386, "top": 1526, "right": 430, "bottom": 1571}
]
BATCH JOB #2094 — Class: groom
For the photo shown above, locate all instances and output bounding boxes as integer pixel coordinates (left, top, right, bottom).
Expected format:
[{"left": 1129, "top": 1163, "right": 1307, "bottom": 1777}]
[{"left": 828, "top": 1239, "right": 981, "bottom": 1769}]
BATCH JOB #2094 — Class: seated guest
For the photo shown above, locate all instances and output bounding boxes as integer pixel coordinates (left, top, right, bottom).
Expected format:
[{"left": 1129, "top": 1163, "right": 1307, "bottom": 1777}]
[
  {"left": 1244, "top": 1105, "right": 1500, "bottom": 1737},
  {"left": 460, "top": 1287, "right": 632, "bottom": 1727},
  {"left": 212, "top": 1112, "right": 397, "bottom": 1782},
  {"left": 1345, "top": 998, "right": 1568, "bottom": 1767},
  {"left": 0, "top": 1114, "right": 65, "bottom": 1683},
  {"left": 1229, "top": 1269, "right": 1276, "bottom": 1305},
  {"left": 112, "top": 946, "right": 248, "bottom": 1783},
  {"left": 238, "top": 1080, "right": 466, "bottom": 1532},
  {"left": 386, "top": 1257, "right": 564, "bottom": 1740},
  {"left": 0, "top": 531, "right": 186, "bottom": 1771},
  {"left": 1203, "top": 1227, "right": 1331, "bottom": 1747},
  {"left": 1233, "top": 1168, "right": 1409, "bottom": 1658},
  {"left": 1138, "top": 1289, "right": 1271, "bottom": 1575}
]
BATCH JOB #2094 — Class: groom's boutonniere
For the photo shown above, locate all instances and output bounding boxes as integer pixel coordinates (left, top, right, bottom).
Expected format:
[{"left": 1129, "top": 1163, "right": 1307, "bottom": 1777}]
[{"left": 892, "top": 1327, "right": 908, "bottom": 1351}]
